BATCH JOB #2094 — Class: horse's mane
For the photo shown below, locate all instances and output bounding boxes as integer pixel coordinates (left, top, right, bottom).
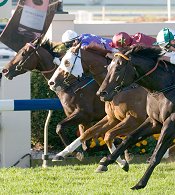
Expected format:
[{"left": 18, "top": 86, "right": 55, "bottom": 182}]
[
  {"left": 40, "top": 38, "right": 67, "bottom": 57},
  {"left": 126, "top": 45, "right": 162, "bottom": 61},
  {"left": 84, "top": 42, "right": 112, "bottom": 57}
]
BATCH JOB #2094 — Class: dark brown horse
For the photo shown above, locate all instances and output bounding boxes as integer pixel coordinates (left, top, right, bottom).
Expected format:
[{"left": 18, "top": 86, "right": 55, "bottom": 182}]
[
  {"left": 2, "top": 38, "right": 106, "bottom": 160},
  {"left": 95, "top": 45, "right": 175, "bottom": 190},
  {"left": 48, "top": 44, "right": 147, "bottom": 169}
]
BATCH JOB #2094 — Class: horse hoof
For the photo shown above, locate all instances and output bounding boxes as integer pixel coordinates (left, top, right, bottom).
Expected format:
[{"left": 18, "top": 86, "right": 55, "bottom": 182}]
[
  {"left": 122, "top": 161, "right": 129, "bottom": 172},
  {"left": 146, "top": 157, "right": 151, "bottom": 163},
  {"left": 75, "top": 152, "right": 84, "bottom": 161},
  {"left": 130, "top": 184, "right": 145, "bottom": 190},
  {"left": 95, "top": 165, "right": 108, "bottom": 173},
  {"left": 52, "top": 155, "right": 64, "bottom": 162}
]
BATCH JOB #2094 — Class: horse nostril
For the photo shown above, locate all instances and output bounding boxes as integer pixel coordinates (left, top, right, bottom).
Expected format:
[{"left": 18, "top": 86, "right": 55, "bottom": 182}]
[
  {"left": 2, "top": 69, "right": 9, "bottom": 74},
  {"left": 49, "top": 81, "right": 55, "bottom": 86},
  {"left": 100, "top": 91, "right": 108, "bottom": 97}
]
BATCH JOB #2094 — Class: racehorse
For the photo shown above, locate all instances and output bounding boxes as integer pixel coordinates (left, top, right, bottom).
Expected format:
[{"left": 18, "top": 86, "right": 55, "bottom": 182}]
[
  {"left": 2, "top": 38, "right": 106, "bottom": 160},
  {"left": 48, "top": 44, "right": 147, "bottom": 169},
  {"left": 95, "top": 45, "right": 175, "bottom": 190}
]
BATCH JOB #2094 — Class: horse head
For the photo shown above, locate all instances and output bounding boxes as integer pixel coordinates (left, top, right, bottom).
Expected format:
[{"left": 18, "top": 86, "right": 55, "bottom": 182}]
[
  {"left": 2, "top": 37, "right": 63, "bottom": 80},
  {"left": 48, "top": 45, "right": 84, "bottom": 92},
  {"left": 97, "top": 45, "right": 163, "bottom": 101}
]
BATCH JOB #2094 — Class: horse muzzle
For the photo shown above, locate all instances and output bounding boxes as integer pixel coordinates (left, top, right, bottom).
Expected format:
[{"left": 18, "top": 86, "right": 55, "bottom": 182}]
[
  {"left": 96, "top": 90, "right": 113, "bottom": 102},
  {"left": 48, "top": 81, "right": 62, "bottom": 92},
  {"left": 1, "top": 68, "right": 13, "bottom": 80}
]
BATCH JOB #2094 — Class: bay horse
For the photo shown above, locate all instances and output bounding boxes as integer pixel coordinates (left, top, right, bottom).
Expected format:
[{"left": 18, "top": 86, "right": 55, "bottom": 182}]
[
  {"left": 95, "top": 45, "right": 175, "bottom": 190},
  {"left": 48, "top": 44, "right": 147, "bottom": 169},
  {"left": 2, "top": 38, "right": 106, "bottom": 160}
]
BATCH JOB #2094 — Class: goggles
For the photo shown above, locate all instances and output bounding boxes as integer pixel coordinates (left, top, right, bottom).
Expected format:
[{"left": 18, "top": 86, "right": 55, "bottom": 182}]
[
  {"left": 64, "top": 40, "right": 75, "bottom": 48},
  {"left": 165, "top": 43, "right": 171, "bottom": 49},
  {"left": 159, "top": 42, "right": 172, "bottom": 51}
]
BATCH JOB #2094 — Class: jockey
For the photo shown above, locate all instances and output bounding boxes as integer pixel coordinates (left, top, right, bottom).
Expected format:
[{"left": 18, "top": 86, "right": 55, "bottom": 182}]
[
  {"left": 61, "top": 29, "right": 114, "bottom": 51},
  {"left": 153, "top": 28, "right": 175, "bottom": 64},
  {"left": 106, "top": 32, "right": 156, "bottom": 59},
  {"left": 53, "top": 29, "right": 115, "bottom": 65}
]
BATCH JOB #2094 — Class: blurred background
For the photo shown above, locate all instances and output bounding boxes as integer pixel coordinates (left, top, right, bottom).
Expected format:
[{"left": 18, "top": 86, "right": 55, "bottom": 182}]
[{"left": 9, "top": 0, "right": 175, "bottom": 23}]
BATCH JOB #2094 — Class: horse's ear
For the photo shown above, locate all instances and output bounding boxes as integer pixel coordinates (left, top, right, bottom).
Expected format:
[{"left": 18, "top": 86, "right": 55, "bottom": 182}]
[
  {"left": 32, "top": 34, "right": 45, "bottom": 46},
  {"left": 127, "top": 45, "right": 141, "bottom": 55}
]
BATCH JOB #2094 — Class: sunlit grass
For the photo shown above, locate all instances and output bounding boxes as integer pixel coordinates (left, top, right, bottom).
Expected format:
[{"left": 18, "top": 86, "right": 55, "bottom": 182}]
[{"left": 0, "top": 161, "right": 175, "bottom": 195}]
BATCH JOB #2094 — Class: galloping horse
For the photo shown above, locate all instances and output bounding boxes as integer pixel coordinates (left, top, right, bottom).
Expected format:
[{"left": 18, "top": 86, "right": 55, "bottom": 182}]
[
  {"left": 2, "top": 38, "right": 106, "bottom": 160},
  {"left": 96, "top": 45, "right": 175, "bottom": 189},
  {"left": 48, "top": 44, "right": 147, "bottom": 169}
]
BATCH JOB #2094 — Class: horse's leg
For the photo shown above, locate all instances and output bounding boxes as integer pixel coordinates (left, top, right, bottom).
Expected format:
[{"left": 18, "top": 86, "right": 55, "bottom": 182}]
[
  {"left": 55, "top": 111, "right": 89, "bottom": 160},
  {"left": 56, "top": 110, "right": 87, "bottom": 146},
  {"left": 53, "top": 115, "right": 127, "bottom": 168},
  {"left": 81, "top": 116, "right": 128, "bottom": 169},
  {"left": 104, "top": 142, "right": 129, "bottom": 172},
  {"left": 78, "top": 123, "right": 93, "bottom": 151},
  {"left": 96, "top": 117, "right": 162, "bottom": 173},
  {"left": 52, "top": 115, "right": 109, "bottom": 161},
  {"left": 104, "top": 114, "right": 142, "bottom": 162},
  {"left": 105, "top": 114, "right": 142, "bottom": 141},
  {"left": 131, "top": 114, "right": 175, "bottom": 190}
]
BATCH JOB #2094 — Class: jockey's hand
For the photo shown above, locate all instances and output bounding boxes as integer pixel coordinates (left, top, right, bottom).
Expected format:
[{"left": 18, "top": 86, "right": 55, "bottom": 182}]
[
  {"left": 105, "top": 52, "right": 114, "bottom": 59},
  {"left": 158, "top": 55, "right": 170, "bottom": 62}
]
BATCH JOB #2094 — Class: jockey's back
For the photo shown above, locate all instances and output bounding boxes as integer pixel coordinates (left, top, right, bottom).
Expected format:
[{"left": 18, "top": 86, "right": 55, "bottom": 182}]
[{"left": 79, "top": 33, "right": 112, "bottom": 51}]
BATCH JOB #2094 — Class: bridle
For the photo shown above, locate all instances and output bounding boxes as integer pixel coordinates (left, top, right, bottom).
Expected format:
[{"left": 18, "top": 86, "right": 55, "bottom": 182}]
[
  {"left": 62, "top": 48, "right": 95, "bottom": 89},
  {"left": 62, "top": 49, "right": 81, "bottom": 86},
  {"left": 113, "top": 53, "right": 130, "bottom": 93},
  {"left": 16, "top": 42, "right": 57, "bottom": 74}
]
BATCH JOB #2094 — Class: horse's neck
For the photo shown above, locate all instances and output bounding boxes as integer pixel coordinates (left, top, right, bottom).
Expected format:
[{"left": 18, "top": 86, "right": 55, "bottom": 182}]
[
  {"left": 39, "top": 61, "right": 57, "bottom": 80},
  {"left": 136, "top": 60, "right": 175, "bottom": 92},
  {"left": 93, "top": 72, "right": 107, "bottom": 85}
]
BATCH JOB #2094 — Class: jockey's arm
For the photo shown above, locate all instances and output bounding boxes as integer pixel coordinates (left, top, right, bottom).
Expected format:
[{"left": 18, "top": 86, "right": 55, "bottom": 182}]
[
  {"left": 105, "top": 48, "right": 119, "bottom": 59},
  {"left": 159, "top": 51, "right": 175, "bottom": 64},
  {"left": 106, "top": 52, "right": 114, "bottom": 59},
  {"left": 159, "top": 55, "right": 170, "bottom": 62}
]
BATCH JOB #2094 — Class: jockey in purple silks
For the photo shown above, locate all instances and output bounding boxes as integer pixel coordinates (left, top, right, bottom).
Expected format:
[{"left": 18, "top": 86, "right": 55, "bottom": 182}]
[
  {"left": 61, "top": 29, "right": 115, "bottom": 51},
  {"left": 53, "top": 29, "right": 116, "bottom": 65}
]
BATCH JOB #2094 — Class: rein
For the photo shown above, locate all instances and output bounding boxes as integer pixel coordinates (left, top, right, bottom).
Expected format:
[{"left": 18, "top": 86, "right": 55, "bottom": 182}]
[{"left": 61, "top": 75, "right": 95, "bottom": 94}]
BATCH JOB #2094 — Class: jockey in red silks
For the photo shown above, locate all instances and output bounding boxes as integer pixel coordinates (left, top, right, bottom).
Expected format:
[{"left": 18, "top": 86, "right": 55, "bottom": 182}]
[{"left": 106, "top": 32, "right": 156, "bottom": 59}]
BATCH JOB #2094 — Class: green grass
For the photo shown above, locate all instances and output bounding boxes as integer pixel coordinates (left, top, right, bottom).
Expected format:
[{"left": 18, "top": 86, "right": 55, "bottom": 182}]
[{"left": 0, "top": 161, "right": 175, "bottom": 195}]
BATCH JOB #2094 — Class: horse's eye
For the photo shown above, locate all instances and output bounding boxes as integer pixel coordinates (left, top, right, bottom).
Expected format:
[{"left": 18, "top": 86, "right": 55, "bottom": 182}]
[
  {"left": 22, "top": 52, "right": 26, "bottom": 57},
  {"left": 65, "top": 60, "right": 71, "bottom": 67}
]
